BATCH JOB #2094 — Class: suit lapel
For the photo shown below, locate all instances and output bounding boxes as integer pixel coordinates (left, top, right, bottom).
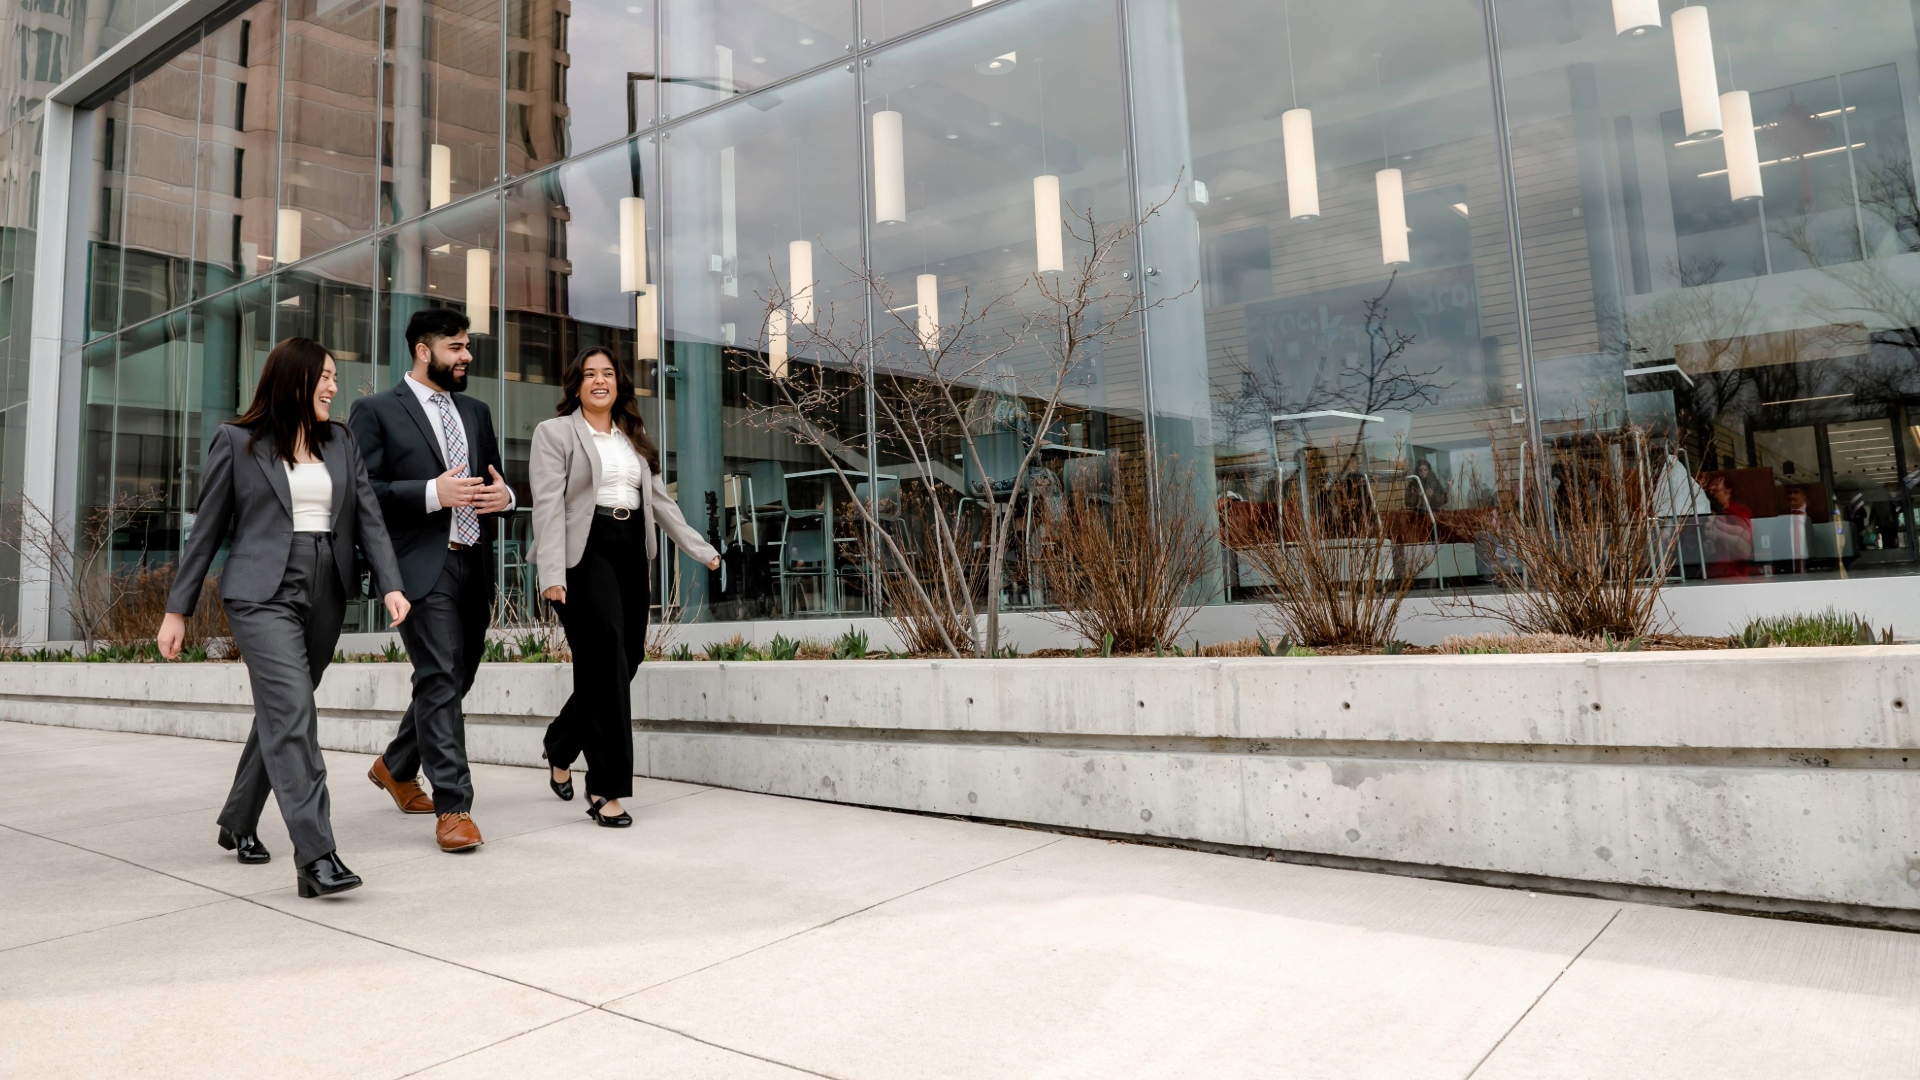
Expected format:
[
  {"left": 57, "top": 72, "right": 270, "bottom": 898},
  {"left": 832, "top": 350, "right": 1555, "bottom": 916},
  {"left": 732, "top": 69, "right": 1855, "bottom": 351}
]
[
  {"left": 571, "top": 413, "right": 604, "bottom": 493},
  {"left": 250, "top": 431, "right": 294, "bottom": 518},
  {"left": 320, "top": 429, "right": 349, "bottom": 524},
  {"left": 394, "top": 380, "right": 447, "bottom": 470}
]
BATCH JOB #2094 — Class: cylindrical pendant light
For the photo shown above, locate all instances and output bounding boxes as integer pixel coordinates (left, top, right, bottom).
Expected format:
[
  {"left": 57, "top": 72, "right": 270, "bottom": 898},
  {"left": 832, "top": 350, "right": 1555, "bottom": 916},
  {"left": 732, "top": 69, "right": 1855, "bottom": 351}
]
[
  {"left": 1612, "top": 0, "right": 1660, "bottom": 36},
  {"left": 1375, "top": 168, "right": 1409, "bottom": 266},
  {"left": 767, "top": 308, "right": 789, "bottom": 380},
  {"left": 1282, "top": 108, "right": 1319, "bottom": 221},
  {"left": 1720, "top": 90, "right": 1762, "bottom": 202},
  {"left": 873, "top": 111, "right": 906, "bottom": 224},
  {"left": 1033, "top": 174, "right": 1063, "bottom": 274},
  {"left": 789, "top": 240, "right": 814, "bottom": 324},
  {"left": 430, "top": 144, "right": 452, "bottom": 209},
  {"left": 275, "top": 208, "right": 302, "bottom": 264},
  {"left": 619, "top": 196, "right": 647, "bottom": 293},
  {"left": 635, "top": 293, "right": 659, "bottom": 362},
  {"left": 1672, "top": 6, "right": 1721, "bottom": 138},
  {"left": 916, "top": 273, "right": 940, "bottom": 351},
  {"left": 465, "top": 247, "right": 491, "bottom": 335}
]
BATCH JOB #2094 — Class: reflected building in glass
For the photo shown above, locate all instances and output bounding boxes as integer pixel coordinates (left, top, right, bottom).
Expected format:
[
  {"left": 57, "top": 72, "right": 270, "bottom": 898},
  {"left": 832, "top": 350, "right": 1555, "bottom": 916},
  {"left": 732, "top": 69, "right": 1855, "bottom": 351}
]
[{"left": 6, "top": 0, "right": 1920, "bottom": 639}]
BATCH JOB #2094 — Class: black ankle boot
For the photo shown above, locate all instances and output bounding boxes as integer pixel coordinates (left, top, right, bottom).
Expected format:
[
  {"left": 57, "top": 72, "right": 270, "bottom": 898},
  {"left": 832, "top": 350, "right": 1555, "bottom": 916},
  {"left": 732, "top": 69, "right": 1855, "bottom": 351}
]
[
  {"left": 217, "top": 828, "right": 271, "bottom": 865},
  {"left": 296, "top": 852, "right": 363, "bottom": 898}
]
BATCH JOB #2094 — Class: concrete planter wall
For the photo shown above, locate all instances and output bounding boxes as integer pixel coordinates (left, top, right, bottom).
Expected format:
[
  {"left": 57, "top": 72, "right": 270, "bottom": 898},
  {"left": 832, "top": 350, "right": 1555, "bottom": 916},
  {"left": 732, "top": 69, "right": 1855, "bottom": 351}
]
[{"left": 5, "top": 647, "right": 1918, "bottom": 921}]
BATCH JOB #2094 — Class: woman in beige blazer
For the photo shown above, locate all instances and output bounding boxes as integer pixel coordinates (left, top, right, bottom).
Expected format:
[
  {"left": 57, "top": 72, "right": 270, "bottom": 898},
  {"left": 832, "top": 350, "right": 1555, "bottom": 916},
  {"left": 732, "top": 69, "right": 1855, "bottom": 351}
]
[{"left": 529, "top": 346, "right": 719, "bottom": 827}]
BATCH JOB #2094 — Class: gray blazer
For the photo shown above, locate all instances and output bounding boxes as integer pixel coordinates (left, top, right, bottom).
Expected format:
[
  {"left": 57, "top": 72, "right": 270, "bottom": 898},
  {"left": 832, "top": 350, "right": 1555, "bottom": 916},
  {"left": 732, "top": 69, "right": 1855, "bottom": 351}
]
[
  {"left": 528, "top": 412, "right": 718, "bottom": 594},
  {"left": 166, "top": 422, "right": 406, "bottom": 614}
]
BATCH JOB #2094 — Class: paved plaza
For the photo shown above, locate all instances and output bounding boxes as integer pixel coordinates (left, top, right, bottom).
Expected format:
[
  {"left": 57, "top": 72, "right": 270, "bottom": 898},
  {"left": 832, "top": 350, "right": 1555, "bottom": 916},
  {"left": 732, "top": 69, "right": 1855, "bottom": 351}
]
[{"left": 3, "top": 717, "right": 1918, "bottom": 1079}]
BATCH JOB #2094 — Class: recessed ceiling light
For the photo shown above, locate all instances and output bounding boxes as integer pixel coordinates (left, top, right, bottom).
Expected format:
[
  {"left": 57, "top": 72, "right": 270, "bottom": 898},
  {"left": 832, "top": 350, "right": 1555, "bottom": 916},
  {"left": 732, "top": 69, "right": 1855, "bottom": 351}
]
[
  {"left": 799, "top": 37, "right": 814, "bottom": 44},
  {"left": 945, "top": 133, "right": 958, "bottom": 139},
  {"left": 988, "top": 120, "right": 1001, "bottom": 126},
  {"left": 752, "top": 56, "right": 766, "bottom": 63},
  {"left": 624, "top": 5, "right": 640, "bottom": 11}
]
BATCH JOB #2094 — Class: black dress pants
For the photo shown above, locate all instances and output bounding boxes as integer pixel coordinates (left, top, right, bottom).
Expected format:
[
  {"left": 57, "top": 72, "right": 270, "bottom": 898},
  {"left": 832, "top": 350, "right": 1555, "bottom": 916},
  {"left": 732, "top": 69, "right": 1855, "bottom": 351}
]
[
  {"left": 544, "top": 513, "right": 649, "bottom": 801},
  {"left": 383, "top": 546, "right": 488, "bottom": 814},
  {"left": 218, "top": 533, "right": 346, "bottom": 866}
]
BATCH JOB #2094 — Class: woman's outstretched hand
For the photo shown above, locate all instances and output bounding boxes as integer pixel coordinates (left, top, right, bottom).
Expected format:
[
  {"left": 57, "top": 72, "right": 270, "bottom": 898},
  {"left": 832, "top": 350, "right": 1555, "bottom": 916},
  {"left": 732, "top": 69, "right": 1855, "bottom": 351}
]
[
  {"left": 156, "top": 612, "right": 186, "bottom": 660},
  {"left": 384, "top": 591, "right": 411, "bottom": 626},
  {"left": 705, "top": 555, "right": 721, "bottom": 570},
  {"left": 543, "top": 584, "right": 567, "bottom": 604}
]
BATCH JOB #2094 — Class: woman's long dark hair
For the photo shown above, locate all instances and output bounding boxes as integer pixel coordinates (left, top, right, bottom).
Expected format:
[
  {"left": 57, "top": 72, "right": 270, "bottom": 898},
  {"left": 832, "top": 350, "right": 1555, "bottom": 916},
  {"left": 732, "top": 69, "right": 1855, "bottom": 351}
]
[
  {"left": 233, "top": 337, "right": 334, "bottom": 464},
  {"left": 557, "top": 346, "right": 659, "bottom": 471}
]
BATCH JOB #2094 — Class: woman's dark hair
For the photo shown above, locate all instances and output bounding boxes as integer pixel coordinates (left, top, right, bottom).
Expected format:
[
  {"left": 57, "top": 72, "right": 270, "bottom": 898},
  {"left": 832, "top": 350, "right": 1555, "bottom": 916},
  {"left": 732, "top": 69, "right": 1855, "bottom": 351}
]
[
  {"left": 557, "top": 346, "right": 659, "bottom": 471},
  {"left": 232, "top": 337, "right": 335, "bottom": 464}
]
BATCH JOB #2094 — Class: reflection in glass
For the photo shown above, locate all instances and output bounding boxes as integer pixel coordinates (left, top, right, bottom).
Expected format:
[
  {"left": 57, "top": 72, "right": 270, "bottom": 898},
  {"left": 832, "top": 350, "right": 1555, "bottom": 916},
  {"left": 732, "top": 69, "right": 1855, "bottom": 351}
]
[
  {"left": 664, "top": 67, "right": 859, "bottom": 620},
  {"left": 1131, "top": 0, "right": 1519, "bottom": 599},
  {"left": 1501, "top": 0, "right": 1920, "bottom": 582},
  {"left": 661, "top": 0, "right": 851, "bottom": 117},
  {"left": 865, "top": 0, "right": 1144, "bottom": 615},
  {"left": 384, "top": 0, "right": 504, "bottom": 227},
  {"left": 280, "top": 0, "right": 381, "bottom": 255},
  {"left": 496, "top": 141, "right": 661, "bottom": 610}
]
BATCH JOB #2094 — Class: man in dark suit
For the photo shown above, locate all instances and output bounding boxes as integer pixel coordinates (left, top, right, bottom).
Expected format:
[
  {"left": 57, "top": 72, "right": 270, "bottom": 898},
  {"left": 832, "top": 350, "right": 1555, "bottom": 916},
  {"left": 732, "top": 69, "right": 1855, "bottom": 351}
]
[{"left": 350, "top": 308, "right": 514, "bottom": 852}]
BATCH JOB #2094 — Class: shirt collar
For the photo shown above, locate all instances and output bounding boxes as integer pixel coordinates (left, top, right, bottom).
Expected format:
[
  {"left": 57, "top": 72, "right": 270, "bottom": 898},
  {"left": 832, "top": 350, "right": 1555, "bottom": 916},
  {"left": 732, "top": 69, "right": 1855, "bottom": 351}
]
[{"left": 404, "top": 371, "right": 447, "bottom": 402}]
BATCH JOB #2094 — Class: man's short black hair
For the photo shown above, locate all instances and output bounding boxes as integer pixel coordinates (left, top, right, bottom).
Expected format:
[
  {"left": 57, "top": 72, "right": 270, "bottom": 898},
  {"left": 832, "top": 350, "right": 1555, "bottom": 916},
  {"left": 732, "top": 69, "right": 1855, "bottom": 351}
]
[{"left": 406, "top": 307, "right": 471, "bottom": 358}]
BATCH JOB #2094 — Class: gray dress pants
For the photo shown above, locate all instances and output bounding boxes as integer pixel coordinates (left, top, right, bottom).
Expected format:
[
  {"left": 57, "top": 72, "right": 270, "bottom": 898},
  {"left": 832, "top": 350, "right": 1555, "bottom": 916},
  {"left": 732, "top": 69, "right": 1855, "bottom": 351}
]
[{"left": 217, "top": 533, "right": 347, "bottom": 867}]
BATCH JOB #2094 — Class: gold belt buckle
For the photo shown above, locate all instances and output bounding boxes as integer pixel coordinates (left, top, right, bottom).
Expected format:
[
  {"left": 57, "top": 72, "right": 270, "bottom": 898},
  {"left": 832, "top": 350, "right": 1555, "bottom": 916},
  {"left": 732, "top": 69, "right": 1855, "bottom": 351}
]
[{"left": 610, "top": 506, "right": 632, "bottom": 520}]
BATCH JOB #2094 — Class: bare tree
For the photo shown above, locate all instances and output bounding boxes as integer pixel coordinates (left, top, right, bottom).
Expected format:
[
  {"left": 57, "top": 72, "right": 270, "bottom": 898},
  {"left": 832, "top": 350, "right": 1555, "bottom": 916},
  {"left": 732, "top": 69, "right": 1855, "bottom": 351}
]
[
  {"left": 0, "top": 493, "right": 162, "bottom": 650},
  {"left": 736, "top": 189, "right": 1182, "bottom": 657},
  {"left": 1333, "top": 271, "right": 1445, "bottom": 463}
]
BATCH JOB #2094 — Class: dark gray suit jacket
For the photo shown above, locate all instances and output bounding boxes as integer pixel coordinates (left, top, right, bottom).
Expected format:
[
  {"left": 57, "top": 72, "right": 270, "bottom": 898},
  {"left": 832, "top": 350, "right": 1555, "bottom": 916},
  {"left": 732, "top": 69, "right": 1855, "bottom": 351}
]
[
  {"left": 166, "top": 422, "right": 405, "bottom": 615},
  {"left": 347, "top": 380, "right": 508, "bottom": 601}
]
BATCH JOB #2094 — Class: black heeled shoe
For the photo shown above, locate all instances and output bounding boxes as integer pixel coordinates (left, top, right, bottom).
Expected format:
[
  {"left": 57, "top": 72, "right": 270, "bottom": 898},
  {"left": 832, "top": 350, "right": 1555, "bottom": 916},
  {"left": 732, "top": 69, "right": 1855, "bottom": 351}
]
[
  {"left": 585, "top": 796, "right": 632, "bottom": 828},
  {"left": 549, "top": 769, "right": 574, "bottom": 802},
  {"left": 296, "top": 851, "right": 363, "bottom": 898},
  {"left": 217, "top": 828, "right": 271, "bottom": 865}
]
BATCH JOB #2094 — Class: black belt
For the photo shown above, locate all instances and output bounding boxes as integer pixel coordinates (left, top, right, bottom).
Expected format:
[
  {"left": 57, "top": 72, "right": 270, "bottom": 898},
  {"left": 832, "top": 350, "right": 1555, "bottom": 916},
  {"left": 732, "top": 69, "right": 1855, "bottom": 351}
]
[{"left": 594, "top": 505, "right": 637, "bottom": 520}]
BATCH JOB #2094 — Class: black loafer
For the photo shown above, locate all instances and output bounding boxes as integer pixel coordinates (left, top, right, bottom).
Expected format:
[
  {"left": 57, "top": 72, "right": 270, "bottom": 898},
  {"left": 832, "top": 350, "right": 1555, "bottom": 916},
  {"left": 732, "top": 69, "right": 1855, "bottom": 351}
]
[
  {"left": 217, "top": 828, "right": 271, "bottom": 865},
  {"left": 296, "top": 851, "right": 363, "bottom": 898},
  {"left": 550, "top": 770, "right": 574, "bottom": 802}
]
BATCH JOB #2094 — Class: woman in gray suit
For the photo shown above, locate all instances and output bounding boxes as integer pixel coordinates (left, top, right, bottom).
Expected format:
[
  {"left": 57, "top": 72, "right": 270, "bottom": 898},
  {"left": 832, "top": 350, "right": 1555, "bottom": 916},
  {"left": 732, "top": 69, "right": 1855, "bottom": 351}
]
[
  {"left": 529, "top": 346, "right": 719, "bottom": 827},
  {"left": 158, "top": 338, "right": 411, "bottom": 897}
]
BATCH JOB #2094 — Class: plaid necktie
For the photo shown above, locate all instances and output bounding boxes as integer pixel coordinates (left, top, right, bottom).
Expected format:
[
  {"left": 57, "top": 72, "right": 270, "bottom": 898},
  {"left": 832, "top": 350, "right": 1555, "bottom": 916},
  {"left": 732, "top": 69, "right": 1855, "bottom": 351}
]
[{"left": 432, "top": 391, "right": 482, "bottom": 546}]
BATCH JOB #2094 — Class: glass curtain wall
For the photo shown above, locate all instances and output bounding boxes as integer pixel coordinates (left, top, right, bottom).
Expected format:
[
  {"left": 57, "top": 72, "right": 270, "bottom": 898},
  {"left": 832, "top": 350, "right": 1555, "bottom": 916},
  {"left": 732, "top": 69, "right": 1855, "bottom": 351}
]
[
  {"left": 36, "top": 0, "right": 1920, "bottom": 640},
  {"left": 1131, "top": 0, "right": 1523, "bottom": 599},
  {"left": 663, "top": 66, "right": 860, "bottom": 620},
  {"left": 864, "top": 0, "right": 1144, "bottom": 613},
  {"left": 1498, "top": 0, "right": 1920, "bottom": 582}
]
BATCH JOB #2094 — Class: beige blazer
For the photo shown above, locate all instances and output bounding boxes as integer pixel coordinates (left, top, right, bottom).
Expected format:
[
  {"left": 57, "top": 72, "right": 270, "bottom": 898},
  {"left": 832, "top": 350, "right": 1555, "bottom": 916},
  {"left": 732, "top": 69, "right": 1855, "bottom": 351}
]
[{"left": 528, "top": 412, "right": 719, "bottom": 593}]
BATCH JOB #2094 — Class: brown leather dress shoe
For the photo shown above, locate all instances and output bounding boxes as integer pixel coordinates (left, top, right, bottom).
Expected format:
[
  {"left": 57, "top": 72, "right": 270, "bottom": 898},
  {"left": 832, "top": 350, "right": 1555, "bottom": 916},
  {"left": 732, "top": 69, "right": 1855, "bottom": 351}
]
[
  {"left": 436, "top": 811, "right": 483, "bottom": 852},
  {"left": 368, "top": 757, "right": 435, "bottom": 814}
]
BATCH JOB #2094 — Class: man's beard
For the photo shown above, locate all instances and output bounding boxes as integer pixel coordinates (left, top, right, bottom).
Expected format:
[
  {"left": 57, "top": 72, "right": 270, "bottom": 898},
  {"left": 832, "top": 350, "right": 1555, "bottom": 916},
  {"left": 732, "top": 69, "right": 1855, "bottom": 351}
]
[{"left": 427, "top": 355, "right": 468, "bottom": 393}]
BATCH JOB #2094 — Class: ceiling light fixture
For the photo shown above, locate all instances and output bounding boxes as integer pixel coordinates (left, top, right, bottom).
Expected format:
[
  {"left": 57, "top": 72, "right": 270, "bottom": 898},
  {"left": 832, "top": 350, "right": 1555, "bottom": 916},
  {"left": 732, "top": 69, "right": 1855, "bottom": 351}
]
[
  {"left": 790, "top": 240, "right": 814, "bottom": 324},
  {"left": 275, "top": 208, "right": 301, "bottom": 263},
  {"left": 1720, "top": 90, "right": 1761, "bottom": 201},
  {"left": 768, "top": 308, "right": 789, "bottom": 380},
  {"left": 618, "top": 196, "right": 647, "bottom": 292},
  {"left": 430, "top": 144, "right": 451, "bottom": 208},
  {"left": 1612, "top": 0, "right": 1660, "bottom": 36},
  {"left": 466, "top": 247, "right": 491, "bottom": 335},
  {"left": 1672, "top": 6, "right": 1722, "bottom": 138},
  {"left": 917, "top": 273, "right": 939, "bottom": 351},
  {"left": 873, "top": 110, "right": 906, "bottom": 224},
  {"left": 1280, "top": 1, "right": 1318, "bottom": 220}
]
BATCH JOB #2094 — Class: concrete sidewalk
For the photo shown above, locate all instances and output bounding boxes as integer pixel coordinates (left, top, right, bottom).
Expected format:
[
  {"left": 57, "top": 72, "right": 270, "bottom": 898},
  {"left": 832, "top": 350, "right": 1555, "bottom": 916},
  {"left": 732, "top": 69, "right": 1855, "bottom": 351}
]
[{"left": 2, "top": 719, "right": 1916, "bottom": 1079}]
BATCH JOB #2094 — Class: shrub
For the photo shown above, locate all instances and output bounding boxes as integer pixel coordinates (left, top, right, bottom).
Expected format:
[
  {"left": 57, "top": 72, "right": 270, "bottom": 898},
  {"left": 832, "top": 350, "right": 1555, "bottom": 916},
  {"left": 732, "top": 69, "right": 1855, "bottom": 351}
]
[
  {"left": 1463, "top": 426, "right": 1677, "bottom": 639},
  {"left": 1034, "top": 452, "right": 1216, "bottom": 654}
]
